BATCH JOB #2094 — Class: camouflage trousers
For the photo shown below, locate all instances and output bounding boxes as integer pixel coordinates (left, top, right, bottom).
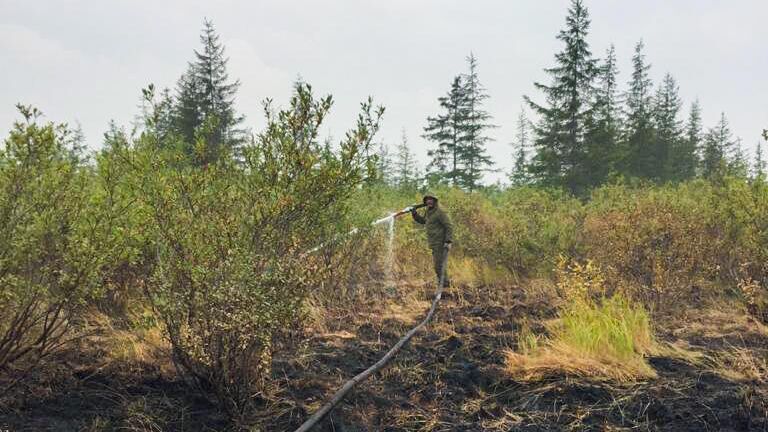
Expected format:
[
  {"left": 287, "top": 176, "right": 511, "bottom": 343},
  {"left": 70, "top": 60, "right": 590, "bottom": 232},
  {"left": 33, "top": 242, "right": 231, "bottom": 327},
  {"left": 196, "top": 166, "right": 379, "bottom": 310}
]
[{"left": 431, "top": 245, "right": 450, "bottom": 287}]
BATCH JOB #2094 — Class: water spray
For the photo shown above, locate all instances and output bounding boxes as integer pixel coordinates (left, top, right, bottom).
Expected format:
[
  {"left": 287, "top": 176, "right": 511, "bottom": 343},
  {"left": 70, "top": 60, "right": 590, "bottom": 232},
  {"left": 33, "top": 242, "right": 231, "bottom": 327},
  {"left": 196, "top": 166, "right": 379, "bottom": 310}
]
[{"left": 305, "top": 203, "right": 426, "bottom": 256}]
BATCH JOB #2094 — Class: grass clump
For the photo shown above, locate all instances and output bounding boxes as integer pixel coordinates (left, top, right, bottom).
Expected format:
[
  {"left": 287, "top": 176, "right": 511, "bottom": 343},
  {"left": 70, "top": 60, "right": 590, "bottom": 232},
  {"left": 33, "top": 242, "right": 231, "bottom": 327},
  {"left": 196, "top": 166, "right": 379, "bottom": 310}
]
[{"left": 506, "top": 259, "right": 657, "bottom": 381}]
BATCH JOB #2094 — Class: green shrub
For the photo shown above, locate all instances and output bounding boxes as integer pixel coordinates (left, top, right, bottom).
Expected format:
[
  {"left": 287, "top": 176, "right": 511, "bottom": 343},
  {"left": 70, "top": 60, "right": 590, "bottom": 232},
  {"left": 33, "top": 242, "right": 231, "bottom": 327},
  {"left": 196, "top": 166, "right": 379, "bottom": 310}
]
[
  {"left": 582, "top": 182, "right": 725, "bottom": 307},
  {"left": 0, "top": 106, "right": 115, "bottom": 375},
  {"left": 125, "top": 83, "right": 383, "bottom": 423},
  {"left": 92, "top": 125, "right": 155, "bottom": 319},
  {"left": 372, "top": 187, "right": 582, "bottom": 280}
]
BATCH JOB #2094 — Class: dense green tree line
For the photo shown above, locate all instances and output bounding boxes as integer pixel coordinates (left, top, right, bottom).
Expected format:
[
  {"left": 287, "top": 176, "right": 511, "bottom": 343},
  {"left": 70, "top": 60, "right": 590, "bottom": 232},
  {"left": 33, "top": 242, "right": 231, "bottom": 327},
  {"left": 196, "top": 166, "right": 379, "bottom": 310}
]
[
  {"left": 417, "top": 0, "right": 759, "bottom": 195},
  {"left": 84, "top": 12, "right": 761, "bottom": 196}
]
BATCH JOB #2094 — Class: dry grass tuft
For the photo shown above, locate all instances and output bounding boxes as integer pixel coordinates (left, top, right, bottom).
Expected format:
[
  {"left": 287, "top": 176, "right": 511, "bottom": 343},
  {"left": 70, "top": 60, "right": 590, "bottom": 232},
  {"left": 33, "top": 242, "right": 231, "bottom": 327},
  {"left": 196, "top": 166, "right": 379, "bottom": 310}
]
[
  {"left": 504, "top": 347, "right": 656, "bottom": 382},
  {"left": 660, "top": 339, "right": 710, "bottom": 365},
  {"left": 83, "top": 310, "right": 170, "bottom": 372},
  {"left": 712, "top": 345, "right": 768, "bottom": 383}
]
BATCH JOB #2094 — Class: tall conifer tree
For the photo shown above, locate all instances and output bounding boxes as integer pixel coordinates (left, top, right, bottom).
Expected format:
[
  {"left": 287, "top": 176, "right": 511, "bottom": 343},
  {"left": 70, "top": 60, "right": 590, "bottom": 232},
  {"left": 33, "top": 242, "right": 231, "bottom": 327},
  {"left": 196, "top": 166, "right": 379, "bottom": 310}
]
[
  {"left": 621, "top": 40, "right": 656, "bottom": 179},
  {"left": 173, "top": 19, "right": 244, "bottom": 164},
  {"left": 376, "top": 141, "right": 394, "bottom": 185},
  {"left": 459, "top": 53, "right": 495, "bottom": 191},
  {"left": 679, "top": 100, "right": 703, "bottom": 179},
  {"left": 424, "top": 76, "right": 466, "bottom": 186},
  {"left": 729, "top": 138, "right": 749, "bottom": 177},
  {"left": 393, "top": 129, "right": 419, "bottom": 190},
  {"left": 525, "top": 0, "right": 598, "bottom": 195},
  {"left": 701, "top": 112, "right": 736, "bottom": 179},
  {"left": 654, "top": 73, "right": 684, "bottom": 181},
  {"left": 509, "top": 109, "right": 532, "bottom": 186},
  {"left": 680, "top": 99, "right": 704, "bottom": 178},
  {"left": 755, "top": 140, "right": 766, "bottom": 179},
  {"left": 585, "top": 44, "right": 620, "bottom": 186}
]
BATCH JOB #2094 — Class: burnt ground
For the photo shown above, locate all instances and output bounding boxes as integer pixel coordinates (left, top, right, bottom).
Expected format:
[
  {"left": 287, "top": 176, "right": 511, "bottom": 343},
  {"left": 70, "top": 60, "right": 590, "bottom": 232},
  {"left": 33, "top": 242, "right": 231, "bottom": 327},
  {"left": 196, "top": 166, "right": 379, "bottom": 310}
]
[
  {"left": 1, "top": 282, "right": 767, "bottom": 432},
  {"left": 0, "top": 344, "right": 228, "bottom": 432},
  {"left": 268, "top": 284, "right": 768, "bottom": 432}
]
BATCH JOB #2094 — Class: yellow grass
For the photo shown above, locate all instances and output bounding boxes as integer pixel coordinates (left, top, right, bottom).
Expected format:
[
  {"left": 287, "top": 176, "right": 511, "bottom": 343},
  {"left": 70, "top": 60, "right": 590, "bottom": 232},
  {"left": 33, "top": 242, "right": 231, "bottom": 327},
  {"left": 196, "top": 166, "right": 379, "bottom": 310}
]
[{"left": 506, "top": 261, "right": 659, "bottom": 382}]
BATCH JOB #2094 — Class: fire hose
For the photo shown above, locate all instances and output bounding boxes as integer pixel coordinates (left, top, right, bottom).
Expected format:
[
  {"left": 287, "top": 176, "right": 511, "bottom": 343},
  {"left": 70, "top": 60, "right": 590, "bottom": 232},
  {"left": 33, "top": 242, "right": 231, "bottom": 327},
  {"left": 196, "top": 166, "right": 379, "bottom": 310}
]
[{"left": 294, "top": 237, "right": 449, "bottom": 432}]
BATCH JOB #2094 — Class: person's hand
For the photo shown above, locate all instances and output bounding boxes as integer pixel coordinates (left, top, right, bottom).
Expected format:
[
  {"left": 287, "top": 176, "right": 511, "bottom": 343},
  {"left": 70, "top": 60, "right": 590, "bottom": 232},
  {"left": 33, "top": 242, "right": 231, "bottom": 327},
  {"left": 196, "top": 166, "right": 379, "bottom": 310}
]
[{"left": 444, "top": 242, "right": 452, "bottom": 250}]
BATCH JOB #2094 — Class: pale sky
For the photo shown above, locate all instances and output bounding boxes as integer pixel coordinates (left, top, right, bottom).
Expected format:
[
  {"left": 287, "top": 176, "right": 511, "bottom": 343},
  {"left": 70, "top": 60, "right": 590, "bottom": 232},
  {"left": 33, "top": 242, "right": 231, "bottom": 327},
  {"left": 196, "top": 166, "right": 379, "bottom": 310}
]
[{"left": 2, "top": 1, "right": 766, "bottom": 183}]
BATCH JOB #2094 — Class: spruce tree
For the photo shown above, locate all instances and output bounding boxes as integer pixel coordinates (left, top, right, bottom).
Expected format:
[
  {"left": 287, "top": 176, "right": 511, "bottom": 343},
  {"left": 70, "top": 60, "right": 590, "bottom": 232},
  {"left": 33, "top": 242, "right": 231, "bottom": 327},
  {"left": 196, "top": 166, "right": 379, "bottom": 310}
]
[
  {"left": 194, "top": 20, "right": 244, "bottom": 146},
  {"left": 755, "top": 140, "right": 766, "bottom": 179},
  {"left": 174, "top": 68, "right": 202, "bottom": 146},
  {"left": 509, "top": 109, "right": 532, "bottom": 186},
  {"left": 102, "top": 121, "right": 129, "bottom": 154},
  {"left": 621, "top": 40, "right": 656, "bottom": 180},
  {"left": 525, "top": 0, "right": 598, "bottom": 195},
  {"left": 424, "top": 76, "right": 466, "bottom": 186},
  {"left": 173, "top": 19, "right": 244, "bottom": 165},
  {"left": 459, "top": 53, "right": 495, "bottom": 191},
  {"left": 393, "top": 129, "right": 419, "bottom": 190},
  {"left": 681, "top": 100, "right": 703, "bottom": 179},
  {"left": 654, "top": 73, "right": 684, "bottom": 181},
  {"left": 701, "top": 112, "right": 736, "bottom": 179},
  {"left": 376, "top": 141, "right": 394, "bottom": 185},
  {"left": 584, "top": 44, "right": 620, "bottom": 186},
  {"left": 729, "top": 138, "right": 749, "bottom": 177},
  {"left": 65, "top": 122, "right": 88, "bottom": 164}
]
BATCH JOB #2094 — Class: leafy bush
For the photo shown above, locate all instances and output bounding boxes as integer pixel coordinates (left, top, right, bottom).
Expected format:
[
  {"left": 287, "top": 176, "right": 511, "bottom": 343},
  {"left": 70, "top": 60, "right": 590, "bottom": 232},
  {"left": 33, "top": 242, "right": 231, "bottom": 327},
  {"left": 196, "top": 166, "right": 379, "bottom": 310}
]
[
  {"left": 0, "top": 106, "right": 115, "bottom": 375},
  {"left": 409, "top": 187, "right": 582, "bottom": 279},
  {"left": 92, "top": 125, "right": 156, "bottom": 319},
  {"left": 582, "top": 182, "right": 725, "bottom": 307},
  {"left": 345, "top": 179, "right": 768, "bottom": 317},
  {"left": 124, "top": 84, "right": 383, "bottom": 423}
]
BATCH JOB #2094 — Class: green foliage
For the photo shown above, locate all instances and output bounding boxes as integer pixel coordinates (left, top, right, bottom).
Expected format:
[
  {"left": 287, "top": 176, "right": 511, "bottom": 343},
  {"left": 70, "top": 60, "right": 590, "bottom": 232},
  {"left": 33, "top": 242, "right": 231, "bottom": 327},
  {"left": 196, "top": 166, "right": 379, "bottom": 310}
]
[
  {"left": 555, "top": 273, "right": 656, "bottom": 375},
  {"left": 477, "top": 187, "right": 583, "bottom": 276},
  {"left": 620, "top": 40, "right": 656, "bottom": 180},
  {"left": 370, "top": 186, "right": 583, "bottom": 279},
  {"left": 509, "top": 109, "right": 532, "bottom": 186},
  {"left": 0, "top": 106, "right": 116, "bottom": 372},
  {"left": 754, "top": 140, "right": 765, "bottom": 179},
  {"left": 167, "top": 19, "right": 245, "bottom": 165},
  {"left": 584, "top": 44, "right": 620, "bottom": 187},
  {"left": 556, "top": 260, "right": 655, "bottom": 361},
  {"left": 424, "top": 54, "right": 494, "bottom": 191},
  {"left": 526, "top": 0, "right": 598, "bottom": 196},
  {"left": 506, "top": 260, "right": 657, "bottom": 381},
  {"left": 681, "top": 100, "right": 703, "bottom": 178},
  {"left": 654, "top": 73, "right": 684, "bottom": 181},
  {"left": 582, "top": 182, "right": 725, "bottom": 307},
  {"left": 524, "top": 3, "right": 738, "bottom": 191},
  {"left": 701, "top": 113, "right": 738, "bottom": 179},
  {"left": 424, "top": 76, "right": 466, "bottom": 187},
  {"left": 392, "top": 129, "right": 419, "bottom": 191},
  {"left": 361, "top": 177, "right": 768, "bottom": 318},
  {"left": 122, "top": 82, "right": 382, "bottom": 422},
  {"left": 458, "top": 53, "right": 495, "bottom": 191},
  {"left": 711, "top": 177, "right": 768, "bottom": 323}
]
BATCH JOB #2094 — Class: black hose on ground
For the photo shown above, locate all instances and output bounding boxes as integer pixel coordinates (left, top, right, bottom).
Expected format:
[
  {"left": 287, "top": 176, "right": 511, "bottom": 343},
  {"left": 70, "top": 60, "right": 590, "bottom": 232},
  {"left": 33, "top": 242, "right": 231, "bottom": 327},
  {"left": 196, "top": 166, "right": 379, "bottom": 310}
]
[{"left": 293, "top": 247, "right": 451, "bottom": 432}]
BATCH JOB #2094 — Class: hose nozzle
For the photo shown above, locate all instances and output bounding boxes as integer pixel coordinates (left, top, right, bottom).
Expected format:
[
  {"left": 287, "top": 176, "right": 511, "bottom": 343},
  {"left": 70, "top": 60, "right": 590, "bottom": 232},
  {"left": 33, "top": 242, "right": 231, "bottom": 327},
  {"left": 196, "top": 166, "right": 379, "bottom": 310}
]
[{"left": 394, "top": 203, "right": 426, "bottom": 218}]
